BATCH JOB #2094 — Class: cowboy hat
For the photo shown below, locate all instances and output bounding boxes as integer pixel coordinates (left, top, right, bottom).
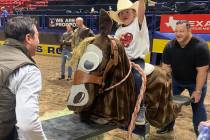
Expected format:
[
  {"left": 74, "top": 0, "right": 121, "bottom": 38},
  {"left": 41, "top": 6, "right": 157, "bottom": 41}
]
[{"left": 109, "top": 0, "right": 139, "bottom": 24}]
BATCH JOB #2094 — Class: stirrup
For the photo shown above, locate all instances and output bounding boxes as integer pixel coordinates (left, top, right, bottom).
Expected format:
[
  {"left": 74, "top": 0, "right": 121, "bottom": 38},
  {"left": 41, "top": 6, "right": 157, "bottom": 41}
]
[{"left": 172, "top": 95, "right": 194, "bottom": 106}]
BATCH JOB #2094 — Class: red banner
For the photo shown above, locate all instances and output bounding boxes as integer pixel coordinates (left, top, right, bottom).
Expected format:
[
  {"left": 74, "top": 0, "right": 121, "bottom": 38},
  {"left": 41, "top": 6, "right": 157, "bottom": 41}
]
[{"left": 160, "top": 14, "right": 210, "bottom": 33}]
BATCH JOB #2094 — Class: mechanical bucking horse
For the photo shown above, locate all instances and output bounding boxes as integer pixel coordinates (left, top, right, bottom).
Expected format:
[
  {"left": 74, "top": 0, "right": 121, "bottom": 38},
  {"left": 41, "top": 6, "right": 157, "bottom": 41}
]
[{"left": 67, "top": 9, "right": 187, "bottom": 138}]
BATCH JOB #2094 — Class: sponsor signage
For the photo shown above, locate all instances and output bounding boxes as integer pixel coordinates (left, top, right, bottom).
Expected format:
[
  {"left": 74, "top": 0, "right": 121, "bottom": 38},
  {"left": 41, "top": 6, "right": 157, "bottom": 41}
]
[
  {"left": 0, "top": 41, "right": 4, "bottom": 45},
  {"left": 0, "top": 41, "right": 151, "bottom": 62},
  {"left": 160, "top": 14, "right": 210, "bottom": 33},
  {"left": 48, "top": 16, "right": 77, "bottom": 28},
  {"left": 36, "top": 44, "right": 62, "bottom": 56}
]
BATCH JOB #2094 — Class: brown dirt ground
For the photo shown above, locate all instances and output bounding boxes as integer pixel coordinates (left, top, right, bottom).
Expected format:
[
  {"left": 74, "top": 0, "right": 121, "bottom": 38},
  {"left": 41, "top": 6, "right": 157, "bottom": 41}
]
[{"left": 35, "top": 55, "right": 210, "bottom": 140}]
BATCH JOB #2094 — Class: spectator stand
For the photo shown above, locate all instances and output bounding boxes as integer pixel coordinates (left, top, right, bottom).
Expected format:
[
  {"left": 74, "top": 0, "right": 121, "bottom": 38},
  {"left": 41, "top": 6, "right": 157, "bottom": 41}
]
[{"left": 0, "top": 0, "right": 209, "bottom": 62}]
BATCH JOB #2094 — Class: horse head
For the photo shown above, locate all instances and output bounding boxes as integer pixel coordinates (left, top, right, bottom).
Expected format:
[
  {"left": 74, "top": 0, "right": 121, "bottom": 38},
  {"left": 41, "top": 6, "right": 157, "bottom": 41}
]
[{"left": 67, "top": 9, "right": 135, "bottom": 125}]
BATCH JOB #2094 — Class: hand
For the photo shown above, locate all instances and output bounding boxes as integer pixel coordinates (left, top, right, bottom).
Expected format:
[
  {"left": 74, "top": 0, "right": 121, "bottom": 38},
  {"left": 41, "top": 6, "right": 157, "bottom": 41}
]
[
  {"left": 199, "top": 120, "right": 210, "bottom": 127},
  {"left": 191, "top": 90, "right": 201, "bottom": 103},
  {"left": 63, "top": 40, "right": 66, "bottom": 43}
]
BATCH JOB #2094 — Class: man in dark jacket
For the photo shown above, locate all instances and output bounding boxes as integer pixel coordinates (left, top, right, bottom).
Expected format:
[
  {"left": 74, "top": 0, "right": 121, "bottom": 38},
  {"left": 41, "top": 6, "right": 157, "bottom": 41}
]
[
  {"left": 59, "top": 24, "right": 73, "bottom": 80},
  {"left": 71, "top": 17, "right": 94, "bottom": 50}
]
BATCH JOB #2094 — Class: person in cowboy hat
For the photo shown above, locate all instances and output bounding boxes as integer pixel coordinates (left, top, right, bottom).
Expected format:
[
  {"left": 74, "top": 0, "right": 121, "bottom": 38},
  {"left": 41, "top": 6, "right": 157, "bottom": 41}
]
[{"left": 109, "top": 0, "right": 150, "bottom": 125}]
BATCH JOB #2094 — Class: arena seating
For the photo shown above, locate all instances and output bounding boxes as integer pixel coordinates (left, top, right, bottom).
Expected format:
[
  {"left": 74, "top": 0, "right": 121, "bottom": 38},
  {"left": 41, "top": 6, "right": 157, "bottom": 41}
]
[
  {"left": 22, "top": 0, "right": 116, "bottom": 15},
  {"left": 0, "top": 0, "right": 48, "bottom": 14},
  {"left": 1, "top": 0, "right": 209, "bottom": 15},
  {"left": 148, "top": 1, "right": 210, "bottom": 14},
  {"left": 20, "top": 0, "right": 210, "bottom": 15}
]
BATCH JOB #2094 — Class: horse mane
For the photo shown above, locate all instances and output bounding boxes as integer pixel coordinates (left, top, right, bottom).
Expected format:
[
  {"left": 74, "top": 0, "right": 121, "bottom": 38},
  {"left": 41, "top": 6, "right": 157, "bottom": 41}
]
[{"left": 69, "top": 37, "right": 95, "bottom": 71}]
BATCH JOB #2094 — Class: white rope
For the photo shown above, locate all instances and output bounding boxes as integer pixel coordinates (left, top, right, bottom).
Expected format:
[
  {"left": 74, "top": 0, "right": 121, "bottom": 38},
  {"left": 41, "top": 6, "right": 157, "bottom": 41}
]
[{"left": 127, "top": 62, "right": 147, "bottom": 140}]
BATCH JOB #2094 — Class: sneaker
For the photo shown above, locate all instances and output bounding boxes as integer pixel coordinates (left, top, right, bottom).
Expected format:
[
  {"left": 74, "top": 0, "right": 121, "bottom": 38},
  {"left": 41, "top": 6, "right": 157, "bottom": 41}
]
[
  {"left": 156, "top": 127, "right": 173, "bottom": 134},
  {"left": 156, "top": 122, "right": 174, "bottom": 134},
  {"left": 67, "top": 76, "right": 72, "bottom": 81},
  {"left": 135, "top": 106, "right": 146, "bottom": 125}
]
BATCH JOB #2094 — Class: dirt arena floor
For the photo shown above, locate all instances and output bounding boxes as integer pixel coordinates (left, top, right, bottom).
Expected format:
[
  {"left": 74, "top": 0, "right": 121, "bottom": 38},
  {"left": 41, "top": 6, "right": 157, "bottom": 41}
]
[{"left": 35, "top": 55, "right": 210, "bottom": 140}]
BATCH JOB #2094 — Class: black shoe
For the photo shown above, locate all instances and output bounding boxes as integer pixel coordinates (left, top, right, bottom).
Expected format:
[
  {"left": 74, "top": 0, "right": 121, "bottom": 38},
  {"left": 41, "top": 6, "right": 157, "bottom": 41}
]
[
  {"left": 58, "top": 75, "right": 65, "bottom": 80},
  {"left": 66, "top": 76, "right": 72, "bottom": 81},
  {"left": 156, "top": 127, "right": 173, "bottom": 134}
]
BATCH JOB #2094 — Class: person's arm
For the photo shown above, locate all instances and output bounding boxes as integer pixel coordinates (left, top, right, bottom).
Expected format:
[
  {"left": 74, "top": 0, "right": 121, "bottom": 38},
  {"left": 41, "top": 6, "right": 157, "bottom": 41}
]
[
  {"left": 161, "top": 41, "right": 172, "bottom": 73},
  {"left": 137, "top": 0, "right": 145, "bottom": 24},
  {"left": 71, "top": 31, "right": 76, "bottom": 50},
  {"left": 9, "top": 65, "right": 47, "bottom": 140},
  {"left": 5, "top": 10, "right": 9, "bottom": 16},
  {"left": 60, "top": 33, "right": 65, "bottom": 45},
  {"left": 162, "top": 63, "right": 172, "bottom": 73},
  {"left": 192, "top": 65, "right": 209, "bottom": 103},
  {"left": 192, "top": 40, "right": 210, "bottom": 103}
]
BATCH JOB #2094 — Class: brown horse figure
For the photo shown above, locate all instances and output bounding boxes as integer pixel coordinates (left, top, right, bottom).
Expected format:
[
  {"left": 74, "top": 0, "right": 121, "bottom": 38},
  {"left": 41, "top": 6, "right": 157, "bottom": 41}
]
[{"left": 67, "top": 9, "right": 181, "bottom": 130}]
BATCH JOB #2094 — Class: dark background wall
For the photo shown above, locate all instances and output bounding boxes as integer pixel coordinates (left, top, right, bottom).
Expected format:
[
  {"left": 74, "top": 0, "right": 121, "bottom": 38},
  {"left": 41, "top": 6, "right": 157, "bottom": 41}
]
[{"left": 0, "top": 31, "right": 61, "bottom": 45}]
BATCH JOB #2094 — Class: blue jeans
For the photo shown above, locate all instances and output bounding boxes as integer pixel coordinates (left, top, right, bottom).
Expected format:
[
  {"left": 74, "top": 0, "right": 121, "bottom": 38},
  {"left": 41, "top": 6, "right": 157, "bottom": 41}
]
[
  {"left": 131, "top": 58, "right": 145, "bottom": 97},
  {"left": 61, "top": 48, "right": 72, "bottom": 77},
  {"left": 172, "top": 78, "right": 207, "bottom": 134}
]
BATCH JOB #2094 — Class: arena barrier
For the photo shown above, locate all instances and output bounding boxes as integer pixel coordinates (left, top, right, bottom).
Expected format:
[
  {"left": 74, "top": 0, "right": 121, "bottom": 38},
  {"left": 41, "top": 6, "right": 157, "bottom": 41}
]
[
  {"left": 0, "top": 41, "right": 4, "bottom": 45},
  {"left": 36, "top": 44, "right": 61, "bottom": 56},
  {"left": 36, "top": 44, "right": 151, "bottom": 62},
  {"left": 152, "top": 38, "right": 210, "bottom": 54}
]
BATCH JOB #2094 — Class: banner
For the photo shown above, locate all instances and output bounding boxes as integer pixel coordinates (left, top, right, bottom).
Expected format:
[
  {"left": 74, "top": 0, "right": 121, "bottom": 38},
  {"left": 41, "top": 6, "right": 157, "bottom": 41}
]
[
  {"left": 0, "top": 40, "right": 4, "bottom": 45},
  {"left": 0, "top": 40, "right": 151, "bottom": 62},
  {"left": 48, "top": 16, "right": 77, "bottom": 28},
  {"left": 36, "top": 44, "right": 61, "bottom": 56},
  {"left": 160, "top": 14, "right": 210, "bottom": 33}
]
